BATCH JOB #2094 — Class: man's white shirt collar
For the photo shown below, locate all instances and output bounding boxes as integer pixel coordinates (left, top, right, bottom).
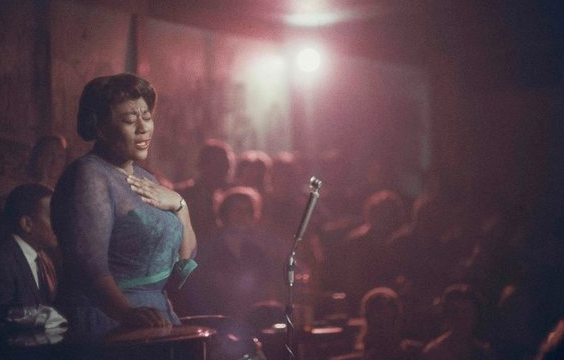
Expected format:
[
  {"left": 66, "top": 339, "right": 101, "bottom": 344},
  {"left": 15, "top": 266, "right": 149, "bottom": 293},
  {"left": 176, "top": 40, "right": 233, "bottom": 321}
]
[{"left": 13, "top": 234, "right": 40, "bottom": 288}]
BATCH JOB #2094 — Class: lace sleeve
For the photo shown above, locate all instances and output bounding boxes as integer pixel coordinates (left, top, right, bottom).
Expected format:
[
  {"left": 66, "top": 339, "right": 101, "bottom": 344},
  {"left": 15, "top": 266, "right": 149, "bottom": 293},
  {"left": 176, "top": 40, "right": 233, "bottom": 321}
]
[{"left": 52, "top": 157, "right": 115, "bottom": 283}]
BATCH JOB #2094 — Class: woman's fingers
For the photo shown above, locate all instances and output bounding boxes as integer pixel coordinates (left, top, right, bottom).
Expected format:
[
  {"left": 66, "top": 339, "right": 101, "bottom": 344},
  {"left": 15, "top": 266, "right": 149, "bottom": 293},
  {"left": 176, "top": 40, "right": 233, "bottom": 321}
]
[
  {"left": 124, "top": 307, "right": 170, "bottom": 328},
  {"left": 127, "top": 175, "right": 152, "bottom": 190},
  {"left": 140, "top": 196, "right": 158, "bottom": 207},
  {"left": 127, "top": 175, "right": 154, "bottom": 188},
  {"left": 127, "top": 175, "right": 181, "bottom": 211},
  {"left": 141, "top": 307, "right": 169, "bottom": 327},
  {"left": 128, "top": 176, "right": 158, "bottom": 199}
]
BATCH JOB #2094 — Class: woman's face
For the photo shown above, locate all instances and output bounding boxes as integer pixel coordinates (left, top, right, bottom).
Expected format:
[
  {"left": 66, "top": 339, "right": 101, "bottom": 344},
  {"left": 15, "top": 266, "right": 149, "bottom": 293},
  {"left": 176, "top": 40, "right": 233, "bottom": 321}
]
[{"left": 99, "top": 97, "right": 154, "bottom": 162}]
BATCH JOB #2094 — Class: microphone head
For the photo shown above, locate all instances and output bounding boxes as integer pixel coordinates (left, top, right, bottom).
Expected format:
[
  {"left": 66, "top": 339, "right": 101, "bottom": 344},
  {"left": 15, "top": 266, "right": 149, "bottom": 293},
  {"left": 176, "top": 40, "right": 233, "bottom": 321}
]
[{"left": 310, "top": 176, "right": 323, "bottom": 190}]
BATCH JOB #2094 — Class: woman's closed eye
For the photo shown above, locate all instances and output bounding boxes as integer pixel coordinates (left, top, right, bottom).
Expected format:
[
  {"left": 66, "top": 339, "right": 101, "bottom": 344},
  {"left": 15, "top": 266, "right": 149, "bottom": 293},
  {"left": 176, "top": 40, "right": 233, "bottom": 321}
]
[
  {"left": 120, "top": 110, "right": 151, "bottom": 123},
  {"left": 141, "top": 110, "right": 152, "bottom": 121},
  {"left": 119, "top": 111, "right": 138, "bottom": 123}
]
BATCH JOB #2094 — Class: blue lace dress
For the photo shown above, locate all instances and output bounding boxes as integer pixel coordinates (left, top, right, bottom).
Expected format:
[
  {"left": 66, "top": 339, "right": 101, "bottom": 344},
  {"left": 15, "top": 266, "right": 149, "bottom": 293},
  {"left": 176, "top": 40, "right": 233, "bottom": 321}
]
[{"left": 51, "top": 153, "right": 184, "bottom": 342}]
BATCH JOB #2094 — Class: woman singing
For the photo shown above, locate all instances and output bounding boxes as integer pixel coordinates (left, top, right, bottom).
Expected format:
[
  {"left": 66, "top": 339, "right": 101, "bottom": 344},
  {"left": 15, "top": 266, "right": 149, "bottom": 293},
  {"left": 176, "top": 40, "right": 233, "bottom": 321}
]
[{"left": 51, "top": 73, "right": 197, "bottom": 342}]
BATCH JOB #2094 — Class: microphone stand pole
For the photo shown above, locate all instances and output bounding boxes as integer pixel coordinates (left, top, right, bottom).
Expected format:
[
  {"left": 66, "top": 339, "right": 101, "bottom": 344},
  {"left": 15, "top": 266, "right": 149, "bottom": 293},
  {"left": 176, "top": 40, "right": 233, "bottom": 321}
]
[{"left": 285, "top": 177, "right": 322, "bottom": 360}]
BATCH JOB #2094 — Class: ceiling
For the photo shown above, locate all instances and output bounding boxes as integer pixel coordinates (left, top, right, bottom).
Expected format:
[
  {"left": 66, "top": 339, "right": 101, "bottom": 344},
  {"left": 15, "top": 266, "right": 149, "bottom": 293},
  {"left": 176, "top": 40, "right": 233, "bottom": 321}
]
[
  {"left": 143, "top": 0, "right": 429, "bottom": 64},
  {"left": 94, "top": 0, "right": 562, "bottom": 69},
  {"left": 141, "top": 0, "right": 562, "bottom": 68}
]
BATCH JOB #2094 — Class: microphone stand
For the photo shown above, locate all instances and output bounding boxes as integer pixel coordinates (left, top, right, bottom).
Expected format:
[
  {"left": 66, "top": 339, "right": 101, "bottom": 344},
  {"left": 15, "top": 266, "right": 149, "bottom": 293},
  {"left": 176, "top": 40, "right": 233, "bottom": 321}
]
[{"left": 285, "top": 176, "right": 322, "bottom": 360}]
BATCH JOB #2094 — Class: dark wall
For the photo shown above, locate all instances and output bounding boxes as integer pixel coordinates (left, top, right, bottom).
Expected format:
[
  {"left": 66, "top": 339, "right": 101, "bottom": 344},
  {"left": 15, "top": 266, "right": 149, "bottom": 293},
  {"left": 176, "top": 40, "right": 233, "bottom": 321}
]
[
  {"left": 427, "top": 1, "right": 564, "bottom": 220},
  {"left": 1, "top": 0, "right": 563, "bottom": 225},
  {"left": 0, "top": 0, "right": 51, "bottom": 194},
  {"left": 1, "top": 0, "right": 295, "bottom": 199}
]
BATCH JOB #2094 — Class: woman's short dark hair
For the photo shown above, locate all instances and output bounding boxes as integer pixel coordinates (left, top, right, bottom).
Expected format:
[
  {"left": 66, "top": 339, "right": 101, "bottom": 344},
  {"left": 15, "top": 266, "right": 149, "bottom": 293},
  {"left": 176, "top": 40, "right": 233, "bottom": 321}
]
[{"left": 76, "top": 73, "right": 156, "bottom": 141}]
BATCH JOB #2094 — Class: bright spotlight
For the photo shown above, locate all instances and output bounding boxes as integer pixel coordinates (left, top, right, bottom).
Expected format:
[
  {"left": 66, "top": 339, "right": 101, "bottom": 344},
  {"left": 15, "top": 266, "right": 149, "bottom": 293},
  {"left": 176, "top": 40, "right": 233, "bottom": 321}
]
[{"left": 296, "top": 48, "right": 321, "bottom": 72}]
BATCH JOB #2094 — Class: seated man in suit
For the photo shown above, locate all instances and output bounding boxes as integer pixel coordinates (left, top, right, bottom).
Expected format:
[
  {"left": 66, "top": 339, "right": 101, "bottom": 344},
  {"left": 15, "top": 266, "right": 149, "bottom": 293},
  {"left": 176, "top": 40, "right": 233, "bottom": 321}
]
[{"left": 0, "top": 183, "right": 58, "bottom": 319}]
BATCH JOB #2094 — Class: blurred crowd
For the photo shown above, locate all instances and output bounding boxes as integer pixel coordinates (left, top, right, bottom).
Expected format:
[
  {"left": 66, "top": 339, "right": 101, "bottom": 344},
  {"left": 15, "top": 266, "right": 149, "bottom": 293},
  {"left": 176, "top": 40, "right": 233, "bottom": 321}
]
[{"left": 2, "top": 134, "right": 564, "bottom": 360}]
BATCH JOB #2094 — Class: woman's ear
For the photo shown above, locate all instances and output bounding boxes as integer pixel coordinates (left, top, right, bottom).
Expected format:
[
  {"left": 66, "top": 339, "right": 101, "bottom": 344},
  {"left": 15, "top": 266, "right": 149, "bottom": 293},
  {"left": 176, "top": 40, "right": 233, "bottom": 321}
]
[
  {"left": 18, "top": 215, "right": 33, "bottom": 234},
  {"left": 96, "top": 118, "right": 117, "bottom": 145},
  {"left": 95, "top": 121, "right": 107, "bottom": 142}
]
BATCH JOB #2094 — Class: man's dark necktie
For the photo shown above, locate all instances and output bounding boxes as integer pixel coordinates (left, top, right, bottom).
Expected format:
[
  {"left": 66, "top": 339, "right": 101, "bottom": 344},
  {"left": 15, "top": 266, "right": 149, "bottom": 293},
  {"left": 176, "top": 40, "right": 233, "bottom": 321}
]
[{"left": 36, "top": 250, "right": 57, "bottom": 304}]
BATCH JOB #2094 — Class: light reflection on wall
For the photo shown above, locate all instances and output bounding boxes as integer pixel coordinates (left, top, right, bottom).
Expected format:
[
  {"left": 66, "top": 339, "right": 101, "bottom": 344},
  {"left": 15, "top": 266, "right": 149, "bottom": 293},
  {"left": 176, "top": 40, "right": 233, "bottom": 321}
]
[
  {"left": 292, "top": 53, "right": 431, "bottom": 198},
  {"left": 212, "top": 35, "right": 292, "bottom": 155},
  {"left": 244, "top": 52, "right": 291, "bottom": 153}
]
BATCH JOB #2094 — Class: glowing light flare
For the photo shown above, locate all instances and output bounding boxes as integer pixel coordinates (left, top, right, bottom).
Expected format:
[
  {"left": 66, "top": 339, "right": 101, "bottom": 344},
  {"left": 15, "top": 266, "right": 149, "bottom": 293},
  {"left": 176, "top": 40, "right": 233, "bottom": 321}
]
[
  {"left": 285, "top": 1, "right": 381, "bottom": 27},
  {"left": 244, "top": 52, "right": 288, "bottom": 107},
  {"left": 296, "top": 48, "right": 321, "bottom": 72},
  {"left": 250, "top": 54, "right": 286, "bottom": 78}
]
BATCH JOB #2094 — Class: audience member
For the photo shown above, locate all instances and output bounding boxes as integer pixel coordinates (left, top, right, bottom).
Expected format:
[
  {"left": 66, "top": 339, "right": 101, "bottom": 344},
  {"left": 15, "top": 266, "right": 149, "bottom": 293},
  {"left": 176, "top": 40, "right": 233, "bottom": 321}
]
[
  {"left": 26, "top": 135, "right": 68, "bottom": 189},
  {"left": 453, "top": 198, "right": 528, "bottom": 302},
  {"left": 233, "top": 150, "right": 272, "bottom": 196},
  {"left": 185, "top": 186, "right": 277, "bottom": 320},
  {"left": 261, "top": 151, "right": 307, "bottom": 240},
  {"left": 350, "top": 158, "right": 401, "bottom": 213},
  {"left": 385, "top": 195, "right": 469, "bottom": 339},
  {"left": 176, "top": 138, "right": 234, "bottom": 241},
  {"left": 313, "top": 149, "right": 364, "bottom": 308},
  {"left": 488, "top": 283, "right": 538, "bottom": 360},
  {"left": 316, "top": 149, "right": 358, "bottom": 221},
  {"left": 344, "top": 190, "right": 407, "bottom": 316},
  {"left": 454, "top": 199, "right": 538, "bottom": 360},
  {"left": 360, "top": 287, "right": 423, "bottom": 360},
  {"left": 535, "top": 316, "right": 564, "bottom": 360},
  {"left": 423, "top": 283, "right": 495, "bottom": 360},
  {"left": 330, "top": 287, "right": 423, "bottom": 360},
  {"left": 0, "top": 184, "right": 58, "bottom": 319}
]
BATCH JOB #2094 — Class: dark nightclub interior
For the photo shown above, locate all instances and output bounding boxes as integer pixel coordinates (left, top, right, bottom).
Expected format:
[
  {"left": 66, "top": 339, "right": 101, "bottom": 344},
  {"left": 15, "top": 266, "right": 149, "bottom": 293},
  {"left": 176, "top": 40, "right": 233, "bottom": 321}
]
[{"left": 1, "top": 1, "right": 564, "bottom": 359}]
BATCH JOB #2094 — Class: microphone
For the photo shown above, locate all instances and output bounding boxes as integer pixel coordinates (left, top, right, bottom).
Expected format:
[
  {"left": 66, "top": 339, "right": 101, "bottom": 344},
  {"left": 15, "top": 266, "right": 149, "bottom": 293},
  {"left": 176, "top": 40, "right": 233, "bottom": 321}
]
[
  {"left": 294, "top": 176, "right": 322, "bottom": 242},
  {"left": 310, "top": 176, "right": 323, "bottom": 190},
  {"left": 285, "top": 176, "right": 323, "bottom": 359}
]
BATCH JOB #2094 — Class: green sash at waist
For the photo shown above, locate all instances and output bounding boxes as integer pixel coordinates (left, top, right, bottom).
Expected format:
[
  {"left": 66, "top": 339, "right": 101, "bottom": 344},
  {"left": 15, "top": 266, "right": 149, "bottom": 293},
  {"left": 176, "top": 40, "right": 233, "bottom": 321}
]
[
  {"left": 117, "top": 268, "right": 172, "bottom": 290},
  {"left": 116, "top": 259, "right": 198, "bottom": 290}
]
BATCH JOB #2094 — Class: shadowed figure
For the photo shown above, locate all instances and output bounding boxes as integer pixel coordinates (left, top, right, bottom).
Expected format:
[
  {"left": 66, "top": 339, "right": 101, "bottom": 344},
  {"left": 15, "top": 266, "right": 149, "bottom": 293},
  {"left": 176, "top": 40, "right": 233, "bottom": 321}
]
[
  {"left": 360, "top": 287, "right": 423, "bottom": 360},
  {"left": 423, "top": 283, "right": 495, "bottom": 360},
  {"left": 175, "top": 139, "right": 235, "bottom": 242},
  {"left": 178, "top": 186, "right": 279, "bottom": 321},
  {"left": 330, "top": 287, "right": 423, "bottom": 360},
  {"left": 26, "top": 134, "right": 68, "bottom": 189},
  {"left": 0, "top": 184, "right": 59, "bottom": 318},
  {"left": 344, "top": 190, "right": 407, "bottom": 316},
  {"left": 233, "top": 150, "right": 272, "bottom": 196},
  {"left": 260, "top": 152, "right": 321, "bottom": 283},
  {"left": 386, "top": 195, "right": 473, "bottom": 339},
  {"left": 536, "top": 317, "right": 564, "bottom": 360}
]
